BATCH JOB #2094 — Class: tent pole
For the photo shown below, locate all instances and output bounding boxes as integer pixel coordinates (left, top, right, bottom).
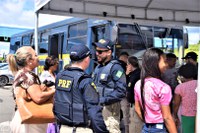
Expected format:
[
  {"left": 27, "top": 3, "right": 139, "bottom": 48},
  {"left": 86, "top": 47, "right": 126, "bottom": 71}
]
[{"left": 34, "top": 11, "right": 39, "bottom": 75}]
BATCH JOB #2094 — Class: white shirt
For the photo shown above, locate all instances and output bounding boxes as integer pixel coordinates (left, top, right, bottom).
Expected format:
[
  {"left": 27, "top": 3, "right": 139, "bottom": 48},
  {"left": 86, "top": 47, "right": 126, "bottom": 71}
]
[{"left": 39, "top": 70, "right": 55, "bottom": 83}]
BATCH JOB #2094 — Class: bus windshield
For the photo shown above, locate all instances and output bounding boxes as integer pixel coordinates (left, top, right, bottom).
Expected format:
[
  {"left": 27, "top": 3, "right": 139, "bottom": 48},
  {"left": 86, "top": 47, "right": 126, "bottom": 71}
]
[{"left": 116, "top": 24, "right": 148, "bottom": 57}]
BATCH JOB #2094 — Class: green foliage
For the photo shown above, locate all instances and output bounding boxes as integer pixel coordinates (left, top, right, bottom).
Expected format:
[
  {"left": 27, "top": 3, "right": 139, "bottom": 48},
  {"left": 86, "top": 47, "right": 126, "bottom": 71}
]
[
  {"left": 173, "top": 43, "right": 200, "bottom": 57},
  {"left": 185, "top": 43, "right": 200, "bottom": 56}
]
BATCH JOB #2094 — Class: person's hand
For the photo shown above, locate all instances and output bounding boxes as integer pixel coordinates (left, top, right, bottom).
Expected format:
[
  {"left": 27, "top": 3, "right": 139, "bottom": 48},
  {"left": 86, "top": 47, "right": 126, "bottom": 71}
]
[
  {"left": 126, "top": 67, "right": 131, "bottom": 75},
  {"left": 41, "top": 84, "right": 47, "bottom": 91},
  {"left": 174, "top": 116, "right": 180, "bottom": 127}
]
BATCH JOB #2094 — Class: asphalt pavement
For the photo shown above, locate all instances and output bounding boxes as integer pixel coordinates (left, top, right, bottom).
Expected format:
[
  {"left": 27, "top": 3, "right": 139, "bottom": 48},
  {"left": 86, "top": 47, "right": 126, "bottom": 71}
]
[{"left": 0, "top": 85, "right": 15, "bottom": 133}]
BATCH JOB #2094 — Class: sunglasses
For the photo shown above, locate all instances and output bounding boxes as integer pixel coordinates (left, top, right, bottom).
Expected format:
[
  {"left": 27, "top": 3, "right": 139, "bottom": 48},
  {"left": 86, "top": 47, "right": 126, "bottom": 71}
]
[{"left": 96, "top": 49, "right": 109, "bottom": 54}]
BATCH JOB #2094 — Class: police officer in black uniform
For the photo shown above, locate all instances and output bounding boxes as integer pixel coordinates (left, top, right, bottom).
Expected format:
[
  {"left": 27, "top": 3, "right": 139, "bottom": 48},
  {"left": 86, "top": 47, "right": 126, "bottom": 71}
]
[
  {"left": 92, "top": 39, "right": 126, "bottom": 133},
  {"left": 53, "top": 44, "right": 108, "bottom": 133}
]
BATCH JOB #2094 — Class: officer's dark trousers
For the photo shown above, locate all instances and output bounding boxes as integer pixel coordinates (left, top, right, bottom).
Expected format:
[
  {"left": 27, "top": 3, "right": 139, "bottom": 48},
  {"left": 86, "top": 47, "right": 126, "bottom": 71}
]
[{"left": 60, "top": 125, "right": 93, "bottom": 133}]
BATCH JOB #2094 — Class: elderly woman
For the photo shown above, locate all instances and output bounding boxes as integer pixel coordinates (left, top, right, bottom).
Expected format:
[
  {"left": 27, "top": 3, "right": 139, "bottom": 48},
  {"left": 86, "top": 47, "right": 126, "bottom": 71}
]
[{"left": 7, "top": 46, "right": 55, "bottom": 133}]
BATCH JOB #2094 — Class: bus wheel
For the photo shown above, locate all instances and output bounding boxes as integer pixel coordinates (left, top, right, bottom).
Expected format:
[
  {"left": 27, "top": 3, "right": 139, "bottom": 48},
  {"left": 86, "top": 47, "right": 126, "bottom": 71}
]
[{"left": 0, "top": 76, "right": 8, "bottom": 86}]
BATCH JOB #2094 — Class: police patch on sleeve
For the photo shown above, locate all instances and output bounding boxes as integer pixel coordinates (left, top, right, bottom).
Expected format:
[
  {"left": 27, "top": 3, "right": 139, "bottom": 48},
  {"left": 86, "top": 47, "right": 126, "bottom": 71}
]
[{"left": 116, "top": 70, "right": 123, "bottom": 78}]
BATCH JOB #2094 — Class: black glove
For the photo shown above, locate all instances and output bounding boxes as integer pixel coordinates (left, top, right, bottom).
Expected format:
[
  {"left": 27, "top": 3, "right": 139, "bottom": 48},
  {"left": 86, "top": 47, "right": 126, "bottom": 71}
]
[{"left": 43, "top": 80, "right": 55, "bottom": 87}]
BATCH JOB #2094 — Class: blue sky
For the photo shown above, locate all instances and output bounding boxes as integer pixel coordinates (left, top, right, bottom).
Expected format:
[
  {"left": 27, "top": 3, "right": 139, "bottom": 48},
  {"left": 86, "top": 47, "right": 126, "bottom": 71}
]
[
  {"left": 0, "top": 0, "right": 199, "bottom": 55},
  {"left": 0, "top": 0, "right": 68, "bottom": 55},
  {"left": 0, "top": 0, "right": 68, "bottom": 28}
]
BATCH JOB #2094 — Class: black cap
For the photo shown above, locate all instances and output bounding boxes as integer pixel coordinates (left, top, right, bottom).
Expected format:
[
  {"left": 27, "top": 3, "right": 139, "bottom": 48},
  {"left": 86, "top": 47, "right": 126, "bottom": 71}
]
[
  {"left": 70, "top": 45, "right": 91, "bottom": 61},
  {"left": 93, "top": 39, "right": 113, "bottom": 50},
  {"left": 182, "top": 52, "right": 198, "bottom": 60}
]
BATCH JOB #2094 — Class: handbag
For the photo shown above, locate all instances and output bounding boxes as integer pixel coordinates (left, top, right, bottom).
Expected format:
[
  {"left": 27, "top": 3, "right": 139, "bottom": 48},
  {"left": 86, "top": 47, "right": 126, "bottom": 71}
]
[{"left": 16, "top": 86, "right": 56, "bottom": 124}]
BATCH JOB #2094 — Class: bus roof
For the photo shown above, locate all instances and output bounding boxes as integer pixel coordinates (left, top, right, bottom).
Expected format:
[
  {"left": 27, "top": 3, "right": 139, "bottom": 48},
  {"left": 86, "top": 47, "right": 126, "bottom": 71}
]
[{"left": 0, "top": 26, "right": 29, "bottom": 37}]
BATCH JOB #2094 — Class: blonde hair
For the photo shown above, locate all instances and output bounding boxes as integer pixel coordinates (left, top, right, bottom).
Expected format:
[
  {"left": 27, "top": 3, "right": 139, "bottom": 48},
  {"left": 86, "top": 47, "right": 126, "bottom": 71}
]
[{"left": 7, "top": 46, "right": 33, "bottom": 75}]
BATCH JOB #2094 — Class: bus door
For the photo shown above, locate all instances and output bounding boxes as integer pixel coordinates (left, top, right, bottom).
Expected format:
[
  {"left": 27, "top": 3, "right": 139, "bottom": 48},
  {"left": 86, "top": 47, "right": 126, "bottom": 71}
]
[{"left": 48, "top": 33, "right": 64, "bottom": 72}]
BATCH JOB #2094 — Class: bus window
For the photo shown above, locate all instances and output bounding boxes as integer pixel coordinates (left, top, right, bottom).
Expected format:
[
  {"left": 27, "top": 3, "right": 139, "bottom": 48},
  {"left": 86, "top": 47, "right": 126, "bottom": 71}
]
[
  {"left": 140, "top": 26, "right": 154, "bottom": 48},
  {"left": 49, "top": 34, "right": 59, "bottom": 58},
  {"left": 67, "top": 22, "right": 88, "bottom": 52},
  {"left": 92, "top": 26, "right": 109, "bottom": 42},
  {"left": 10, "top": 41, "right": 20, "bottom": 53},
  {"left": 39, "top": 32, "right": 49, "bottom": 54},
  {"left": 154, "top": 27, "right": 168, "bottom": 38},
  {"left": 67, "top": 38, "right": 87, "bottom": 52},
  {"left": 69, "top": 22, "right": 87, "bottom": 38},
  {"left": 31, "top": 34, "right": 35, "bottom": 48},
  {"left": 153, "top": 27, "right": 168, "bottom": 50},
  {"left": 116, "top": 24, "right": 146, "bottom": 56},
  {"left": 22, "top": 35, "right": 32, "bottom": 46},
  {"left": 10, "top": 36, "right": 21, "bottom": 54}
]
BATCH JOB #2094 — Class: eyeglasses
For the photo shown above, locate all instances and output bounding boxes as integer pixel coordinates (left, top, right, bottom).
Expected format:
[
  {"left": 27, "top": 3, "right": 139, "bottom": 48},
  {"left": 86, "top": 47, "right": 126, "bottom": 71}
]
[{"left": 96, "top": 49, "right": 109, "bottom": 54}]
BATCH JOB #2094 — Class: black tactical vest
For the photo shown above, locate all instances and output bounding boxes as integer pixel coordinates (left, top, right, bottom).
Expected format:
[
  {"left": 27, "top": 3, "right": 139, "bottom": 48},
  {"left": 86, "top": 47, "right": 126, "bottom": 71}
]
[
  {"left": 93, "top": 60, "right": 120, "bottom": 97},
  {"left": 53, "top": 69, "right": 89, "bottom": 126}
]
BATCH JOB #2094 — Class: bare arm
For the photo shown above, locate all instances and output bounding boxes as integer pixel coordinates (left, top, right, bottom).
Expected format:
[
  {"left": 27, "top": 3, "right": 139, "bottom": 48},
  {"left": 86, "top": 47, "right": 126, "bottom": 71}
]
[
  {"left": 173, "top": 94, "right": 181, "bottom": 117},
  {"left": 134, "top": 101, "right": 143, "bottom": 121},
  {"left": 161, "top": 105, "right": 177, "bottom": 133},
  {"left": 27, "top": 84, "right": 55, "bottom": 104},
  {"left": 173, "top": 94, "right": 181, "bottom": 126}
]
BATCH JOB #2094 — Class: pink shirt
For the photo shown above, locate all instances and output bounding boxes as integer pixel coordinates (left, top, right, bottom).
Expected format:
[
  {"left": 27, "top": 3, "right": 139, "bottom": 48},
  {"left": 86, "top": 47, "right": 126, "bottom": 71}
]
[
  {"left": 134, "top": 77, "right": 172, "bottom": 123},
  {"left": 175, "top": 80, "right": 197, "bottom": 116}
]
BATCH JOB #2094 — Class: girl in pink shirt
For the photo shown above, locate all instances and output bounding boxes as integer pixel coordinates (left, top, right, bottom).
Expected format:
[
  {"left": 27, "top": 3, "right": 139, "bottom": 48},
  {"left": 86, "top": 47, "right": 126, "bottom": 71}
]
[
  {"left": 134, "top": 48, "right": 177, "bottom": 133},
  {"left": 174, "top": 63, "right": 197, "bottom": 133}
]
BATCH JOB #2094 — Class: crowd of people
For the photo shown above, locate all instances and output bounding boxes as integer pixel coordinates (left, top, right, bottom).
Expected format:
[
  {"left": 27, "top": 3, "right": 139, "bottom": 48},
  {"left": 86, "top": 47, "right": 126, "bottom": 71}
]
[{"left": 7, "top": 38, "right": 198, "bottom": 133}]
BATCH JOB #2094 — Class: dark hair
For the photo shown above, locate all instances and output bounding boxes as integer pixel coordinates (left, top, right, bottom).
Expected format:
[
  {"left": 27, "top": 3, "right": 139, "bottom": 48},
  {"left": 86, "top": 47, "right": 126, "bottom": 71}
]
[
  {"left": 44, "top": 56, "right": 59, "bottom": 70},
  {"left": 178, "top": 63, "right": 197, "bottom": 79},
  {"left": 166, "top": 53, "right": 176, "bottom": 59},
  {"left": 128, "top": 56, "right": 139, "bottom": 68},
  {"left": 140, "top": 48, "right": 164, "bottom": 121},
  {"left": 119, "top": 51, "right": 129, "bottom": 57}
]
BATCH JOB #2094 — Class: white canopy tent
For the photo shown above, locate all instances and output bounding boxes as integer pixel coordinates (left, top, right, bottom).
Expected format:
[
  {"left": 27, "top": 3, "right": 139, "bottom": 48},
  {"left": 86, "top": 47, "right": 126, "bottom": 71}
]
[
  {"left": 34, "top": 0, "right": 200, "bottom": 131},
  {"left": 35, "top": 0, "right": 200, "bottom": 26}
]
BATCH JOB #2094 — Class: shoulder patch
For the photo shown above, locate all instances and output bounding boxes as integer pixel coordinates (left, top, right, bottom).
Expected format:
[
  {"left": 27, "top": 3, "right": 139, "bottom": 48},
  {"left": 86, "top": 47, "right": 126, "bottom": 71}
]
[
  {"left": 116, "top": 70, "right": 123, "bottom": 78},
  {"left": 100, "top": 74, "right": 106, "bottom": 79}
]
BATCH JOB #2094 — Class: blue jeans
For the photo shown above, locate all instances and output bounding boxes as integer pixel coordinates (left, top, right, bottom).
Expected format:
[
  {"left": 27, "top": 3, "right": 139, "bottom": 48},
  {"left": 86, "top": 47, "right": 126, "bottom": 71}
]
[{"left": 142, "top": 123, "right": 168, "bottom": 133}]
